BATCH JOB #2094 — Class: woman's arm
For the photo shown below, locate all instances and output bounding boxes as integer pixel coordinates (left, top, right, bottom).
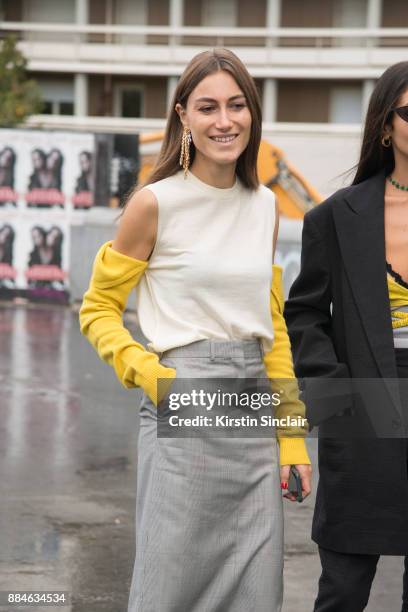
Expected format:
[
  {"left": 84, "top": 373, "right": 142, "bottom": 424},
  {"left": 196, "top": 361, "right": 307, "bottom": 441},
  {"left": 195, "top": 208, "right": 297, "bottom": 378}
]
[
  {"left": 263, "top": 200, "right": 312, "bottom": 500},
  {"left": 284, "top": 211, "right": 353, "bottom": 427},
  {"left": 112, "top": 187, "right": 158, "bottom": 260},
  {"left": 79, "top": 188, "right": 176, "bottom": 406}
]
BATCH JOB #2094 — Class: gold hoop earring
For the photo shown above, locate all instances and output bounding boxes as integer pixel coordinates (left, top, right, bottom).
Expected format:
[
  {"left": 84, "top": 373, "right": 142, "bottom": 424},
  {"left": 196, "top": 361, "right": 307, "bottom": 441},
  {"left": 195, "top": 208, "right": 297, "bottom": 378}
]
[
  {"left": 381, "top": 135, "right": 392, "bottom": 147},
  {"left": 179, "top": 127, "right": 192, "bottom": 177}
]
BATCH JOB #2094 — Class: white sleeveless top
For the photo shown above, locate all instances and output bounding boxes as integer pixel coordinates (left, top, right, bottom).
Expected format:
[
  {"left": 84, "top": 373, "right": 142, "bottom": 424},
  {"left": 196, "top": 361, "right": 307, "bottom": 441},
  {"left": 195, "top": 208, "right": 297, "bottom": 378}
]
[{"left": 135, "top": 169, "right": 276, "bottom": 353}]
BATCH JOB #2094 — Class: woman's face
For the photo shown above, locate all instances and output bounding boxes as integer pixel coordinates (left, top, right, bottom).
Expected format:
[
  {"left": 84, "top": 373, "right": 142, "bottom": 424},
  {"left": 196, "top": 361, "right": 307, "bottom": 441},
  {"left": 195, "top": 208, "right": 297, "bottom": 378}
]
[
  {"left": 46, "top": 228, "right": 60, "bottom": 246},
  {"left": 387, "top": 87, "right": 408, "bottom": 160},
  {"left": 32, "top": 229, "right": 43, "bottom": 246},
  {"left": 0, "top": 149, "right": 12, "bottom": 167},
  {"left": 80, "top": 153, "right": 91, "bottom": 173},
  {"left": 0, "top": 227, "right": 8, "bottom": 242},
  {"left": 32, "top": 151, "right": 45, "bottom": 170},
  {"left": 176, "top": 70, "right": 252, "bottom": 169},
  {"left": 47, "top": 150, "right": 62, "bottom": 171}
]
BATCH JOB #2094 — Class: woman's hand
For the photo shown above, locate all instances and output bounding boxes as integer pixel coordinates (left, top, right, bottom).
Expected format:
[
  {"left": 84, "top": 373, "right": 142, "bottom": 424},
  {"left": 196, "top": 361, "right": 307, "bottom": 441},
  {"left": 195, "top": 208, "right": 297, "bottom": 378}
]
[{"left": 280, "top": 464, "right": 312, "bottom": 502}]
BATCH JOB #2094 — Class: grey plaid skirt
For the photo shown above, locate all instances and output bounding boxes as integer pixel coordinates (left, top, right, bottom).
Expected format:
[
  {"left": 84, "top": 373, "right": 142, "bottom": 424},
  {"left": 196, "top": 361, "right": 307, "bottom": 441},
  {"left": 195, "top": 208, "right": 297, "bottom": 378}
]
[{"left": 127, "top": 339, "right": 284, "bottom": 612}]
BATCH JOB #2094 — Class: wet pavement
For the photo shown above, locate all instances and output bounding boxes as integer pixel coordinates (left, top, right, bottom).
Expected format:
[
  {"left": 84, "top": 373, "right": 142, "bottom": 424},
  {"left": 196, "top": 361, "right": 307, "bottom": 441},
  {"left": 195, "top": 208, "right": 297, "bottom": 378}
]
[{"left": 0, "top": 303, "right": 405, "bottom": 612}]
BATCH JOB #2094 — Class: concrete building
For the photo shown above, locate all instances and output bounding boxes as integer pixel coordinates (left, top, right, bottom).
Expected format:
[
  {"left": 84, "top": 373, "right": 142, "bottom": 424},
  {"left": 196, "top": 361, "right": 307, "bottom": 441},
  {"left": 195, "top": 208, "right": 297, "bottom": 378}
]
[{"left": 0, "top": 0, "right": 407, "bottom": 124}]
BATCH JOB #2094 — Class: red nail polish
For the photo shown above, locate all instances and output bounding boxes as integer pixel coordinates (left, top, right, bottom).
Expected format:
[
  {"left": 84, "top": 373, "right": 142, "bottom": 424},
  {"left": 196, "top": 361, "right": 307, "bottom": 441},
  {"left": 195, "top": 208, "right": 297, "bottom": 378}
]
[{"left": 281, "top": 482, "right": 288, "bottom": 490}]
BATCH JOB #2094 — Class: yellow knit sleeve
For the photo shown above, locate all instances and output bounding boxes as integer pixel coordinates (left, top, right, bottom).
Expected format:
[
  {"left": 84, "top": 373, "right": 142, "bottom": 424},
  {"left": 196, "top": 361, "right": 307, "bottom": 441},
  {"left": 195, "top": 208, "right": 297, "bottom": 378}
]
[
  {"left": 79, "top": 240, "right": 176, "bottom": 406},
  {"left": 263, "top": 265, "right": 311, "bottom": 466}
]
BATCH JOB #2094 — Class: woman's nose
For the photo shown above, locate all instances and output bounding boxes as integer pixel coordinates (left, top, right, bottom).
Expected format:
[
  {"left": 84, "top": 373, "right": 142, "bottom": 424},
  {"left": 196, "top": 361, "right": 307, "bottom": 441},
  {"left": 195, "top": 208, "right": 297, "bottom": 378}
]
[{"left": 215, "top": 109, "right": 233, "bottom": 129}]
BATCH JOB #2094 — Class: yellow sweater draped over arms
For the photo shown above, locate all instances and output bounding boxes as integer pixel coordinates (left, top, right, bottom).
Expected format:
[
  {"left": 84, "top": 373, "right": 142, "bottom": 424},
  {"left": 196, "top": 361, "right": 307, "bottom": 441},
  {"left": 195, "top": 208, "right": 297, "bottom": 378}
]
[{"left": 79, "top": 241, "right": 310, "bottom": 466}]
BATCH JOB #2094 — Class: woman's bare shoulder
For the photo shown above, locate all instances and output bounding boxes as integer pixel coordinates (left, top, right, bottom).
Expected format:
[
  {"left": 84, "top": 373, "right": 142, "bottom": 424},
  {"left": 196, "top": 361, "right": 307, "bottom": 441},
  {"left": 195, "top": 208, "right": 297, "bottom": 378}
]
[{"left": 112, "top": 187, "right": 158, "bottom": 261}]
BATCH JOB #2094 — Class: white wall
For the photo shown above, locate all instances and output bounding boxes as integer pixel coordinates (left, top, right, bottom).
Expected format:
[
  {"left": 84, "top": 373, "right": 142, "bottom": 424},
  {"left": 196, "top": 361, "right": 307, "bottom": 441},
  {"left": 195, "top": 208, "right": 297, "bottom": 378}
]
[{"left": 262, "top": 127, "right": 362, "bottom": 198}]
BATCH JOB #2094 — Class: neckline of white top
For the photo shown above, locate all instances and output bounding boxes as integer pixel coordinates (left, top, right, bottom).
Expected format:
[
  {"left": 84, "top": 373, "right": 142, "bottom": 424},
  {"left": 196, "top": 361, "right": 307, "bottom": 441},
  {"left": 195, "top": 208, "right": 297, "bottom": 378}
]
[{"left": 183, "top": 169, "right": 241, "bottom": 198}]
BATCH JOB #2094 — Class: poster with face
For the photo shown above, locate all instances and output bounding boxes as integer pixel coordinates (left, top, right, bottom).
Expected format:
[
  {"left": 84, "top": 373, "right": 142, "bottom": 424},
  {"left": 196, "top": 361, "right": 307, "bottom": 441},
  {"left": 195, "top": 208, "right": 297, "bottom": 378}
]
[
  {"left": 26, "top": 147, "right": 65, "bottom": 208},
  {"left": 24, "top": 221, "right": 69, "bottom": 303},
  {"left": 0, "top": 146, "right": 18, "bottom": 206},
  {"left": 0, "top": 129, "right": 96, "bottom": 211},
  {"left": 0, "top": 128, "right": 140, "bottom": 303},
  {"left": 0, "top": 222, "right": 17, "bottom": 290},
  {"left": 0, "top": 208, "right": 70, "bottom": 301},
  {"left": 72, "top": 150, "right": 94, "bottom": 209},
  {"left": 0, "top": 129, "right": 97, "bottom": 302}
]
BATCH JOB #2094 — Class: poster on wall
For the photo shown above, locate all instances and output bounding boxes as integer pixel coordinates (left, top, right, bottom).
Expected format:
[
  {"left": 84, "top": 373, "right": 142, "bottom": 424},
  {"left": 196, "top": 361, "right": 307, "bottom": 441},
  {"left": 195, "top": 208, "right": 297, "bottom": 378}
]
[
  {"left": 25, "top": 221, "right": 69, "bottom": 302},
  {"left": 0, "top": 210, "right": 70, "bottom": 303},
  {"left": 0, "top": 128, "right": 140, "bottom": 303},
  {"left": 0, "top": 221, "right": 17, "bottom": 293},
  {"left": 0, "top": 129, "right": 95, "bottom": 212},
  {"left": 26, "top": 147, "right": 65, "bottom": 208},
  {"left": 0, "top": 146, "right": 18, "bottom": 207},
  {"left": 72, "top": 150, "right": 94, "bottom": 209},
  {"left": 0, "top": 128, "right": 96, "bottom": 303}
]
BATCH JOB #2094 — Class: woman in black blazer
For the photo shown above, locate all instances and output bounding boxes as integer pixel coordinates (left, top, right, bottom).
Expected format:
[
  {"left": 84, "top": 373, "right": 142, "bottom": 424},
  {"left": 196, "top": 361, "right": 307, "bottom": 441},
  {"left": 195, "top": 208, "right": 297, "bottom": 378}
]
[{"left": 285, "top": 61, "right": 408, "bottom": 612}]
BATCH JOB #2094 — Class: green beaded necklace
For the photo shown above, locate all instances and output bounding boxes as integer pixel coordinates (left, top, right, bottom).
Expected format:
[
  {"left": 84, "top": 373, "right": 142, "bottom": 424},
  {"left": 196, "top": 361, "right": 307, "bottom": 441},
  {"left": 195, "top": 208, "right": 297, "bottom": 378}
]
[{"left": 388, "top": 176, "right": 408, "bottom": 191}]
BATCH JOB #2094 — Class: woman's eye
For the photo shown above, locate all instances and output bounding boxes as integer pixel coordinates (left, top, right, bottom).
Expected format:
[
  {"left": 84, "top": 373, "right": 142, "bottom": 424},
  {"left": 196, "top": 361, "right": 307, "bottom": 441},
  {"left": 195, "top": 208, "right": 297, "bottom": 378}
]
[
  {"left": 200, "top": 107, "right": 214, "bottom": 113},
  {"left": 232, "top": 103, "right": 245, "bottom": 110}
]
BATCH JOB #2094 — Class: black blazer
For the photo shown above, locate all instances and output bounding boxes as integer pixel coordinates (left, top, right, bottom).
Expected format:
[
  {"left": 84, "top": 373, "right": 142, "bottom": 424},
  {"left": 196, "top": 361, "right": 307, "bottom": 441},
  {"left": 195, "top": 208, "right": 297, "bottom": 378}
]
[{"left": 285, "top": 170, "right": 408, "bottom": 555}]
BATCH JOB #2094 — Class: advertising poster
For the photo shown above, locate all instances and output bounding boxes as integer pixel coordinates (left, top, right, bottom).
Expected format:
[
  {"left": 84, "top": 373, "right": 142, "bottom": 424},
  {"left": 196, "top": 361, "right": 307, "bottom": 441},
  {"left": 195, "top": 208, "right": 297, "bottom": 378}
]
[
  {"left": 0, "top": 207, "right": 70, "bottom": 303},
  {"left": 0, "top": 129, "right": 140, "bottom": 303},
  {"left": 24, "top": 219, "right": 69, "bottom": 302},
  {"left": 0, "top": 128, "right": 96, "bottom": 302},
  {"left": 0, "top": 129, "right": 95, "bottom": 212},
  {"left": 0, "top": 146, "right": 18, "bottom": 207},
  {"left": 72, "top": 150, "right": 94, "bottom": 209},
  {"left": 0, "top": 221, "right": 17, "bottom": 292}
]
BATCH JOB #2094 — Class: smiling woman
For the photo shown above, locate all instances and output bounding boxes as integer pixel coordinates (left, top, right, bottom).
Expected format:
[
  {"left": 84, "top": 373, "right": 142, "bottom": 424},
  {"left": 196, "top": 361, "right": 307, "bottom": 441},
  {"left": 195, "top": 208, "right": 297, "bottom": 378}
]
[
  {"left": 116, "top": 47, "right": 263, "bottom": 199},
  {"left": 175, "top": 72, "right": 252, "bottom": 186},
  {"left": 79, "top": 47, "right": 311, "bottom": 612}
]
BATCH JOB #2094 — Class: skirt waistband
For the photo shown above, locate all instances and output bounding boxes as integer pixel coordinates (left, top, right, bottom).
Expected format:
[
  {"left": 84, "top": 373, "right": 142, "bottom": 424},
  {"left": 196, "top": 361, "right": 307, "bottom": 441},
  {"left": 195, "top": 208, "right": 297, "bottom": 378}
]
[{"left": 160, "top": 338, "right": 264, "bottom": 360}]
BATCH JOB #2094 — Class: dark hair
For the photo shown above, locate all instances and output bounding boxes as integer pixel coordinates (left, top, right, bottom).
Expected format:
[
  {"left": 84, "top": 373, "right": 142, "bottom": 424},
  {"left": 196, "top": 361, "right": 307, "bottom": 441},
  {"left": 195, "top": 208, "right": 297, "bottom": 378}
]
[
  {"left": 117, "top": 48, "right": 261, "bottom": 219},
  {"left": 1, "top": 146, "right": 16, "bottom": 165},
  {"left": 0, "top": 223, "right": 14, "bottom": 264},
  {"left": 0, "top": 147, "right": 16, "bottom": 187},
  {"left": 353, "top": 61, "right": 408, "bottom": 185},
  {"left": 31, "top": 225, "right": 47, "bottom": 240},
  {"left": 32, "top": 148, "right": 46, "bottom": 163}
]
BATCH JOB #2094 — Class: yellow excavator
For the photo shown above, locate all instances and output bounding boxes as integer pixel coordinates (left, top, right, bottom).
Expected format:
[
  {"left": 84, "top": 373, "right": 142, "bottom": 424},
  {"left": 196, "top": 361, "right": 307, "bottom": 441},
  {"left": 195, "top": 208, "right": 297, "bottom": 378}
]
[{"left": 138, "top": 132, "right": 321, "bottom": 219}]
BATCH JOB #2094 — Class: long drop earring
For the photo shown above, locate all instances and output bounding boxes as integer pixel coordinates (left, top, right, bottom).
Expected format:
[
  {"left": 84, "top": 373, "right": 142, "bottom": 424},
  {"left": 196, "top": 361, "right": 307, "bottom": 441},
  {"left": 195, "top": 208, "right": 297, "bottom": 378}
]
[{"left": 179, "top": 127, "right": 192, "bottom": 178}]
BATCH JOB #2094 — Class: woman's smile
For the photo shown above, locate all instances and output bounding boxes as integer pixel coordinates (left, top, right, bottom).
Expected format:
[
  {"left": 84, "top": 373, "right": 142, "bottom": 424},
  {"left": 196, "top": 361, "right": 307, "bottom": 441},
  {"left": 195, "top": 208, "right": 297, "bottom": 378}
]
[{"left": 209, "top": 134, "right": 239, "bottom": 144}]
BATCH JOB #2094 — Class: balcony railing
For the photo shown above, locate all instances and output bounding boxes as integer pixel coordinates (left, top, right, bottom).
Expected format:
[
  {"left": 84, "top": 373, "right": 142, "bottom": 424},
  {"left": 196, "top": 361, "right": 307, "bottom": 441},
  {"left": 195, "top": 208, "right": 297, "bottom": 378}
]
[{"left": 1, "top": 21, "right": 408, "bottom": 48}]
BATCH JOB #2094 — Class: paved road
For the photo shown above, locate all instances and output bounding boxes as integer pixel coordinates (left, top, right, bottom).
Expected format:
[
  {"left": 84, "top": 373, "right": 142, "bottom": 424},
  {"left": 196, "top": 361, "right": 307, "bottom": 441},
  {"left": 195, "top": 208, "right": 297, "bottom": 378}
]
[{"left": 0, "top": 304, "right": 404, "bottom": 611}]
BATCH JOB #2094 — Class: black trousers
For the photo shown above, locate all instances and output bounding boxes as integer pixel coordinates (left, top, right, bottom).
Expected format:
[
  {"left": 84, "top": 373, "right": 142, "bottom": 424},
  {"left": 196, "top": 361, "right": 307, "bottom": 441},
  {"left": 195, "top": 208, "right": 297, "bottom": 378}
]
[
  {"left": 313, "top": 547, "right": 408, "bottom": 612},
  {"left": 314, "top": 350, "right": 408, "bottom": 611}
]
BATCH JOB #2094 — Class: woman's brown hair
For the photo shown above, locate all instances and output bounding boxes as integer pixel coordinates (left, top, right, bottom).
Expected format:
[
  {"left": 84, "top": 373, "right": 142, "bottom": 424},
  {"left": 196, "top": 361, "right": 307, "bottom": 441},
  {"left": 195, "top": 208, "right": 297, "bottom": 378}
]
[
  {"left": 353, "top": 61, "right": 408, "bottom": 185},
  {"left": 118, "top": 48, "right": 262, "bottom": 217}
]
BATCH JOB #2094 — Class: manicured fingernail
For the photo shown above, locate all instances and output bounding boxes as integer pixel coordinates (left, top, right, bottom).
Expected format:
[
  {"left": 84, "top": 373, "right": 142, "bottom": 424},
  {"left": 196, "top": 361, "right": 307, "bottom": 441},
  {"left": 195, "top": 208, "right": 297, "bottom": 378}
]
[{"left": 281, "top": 482, "right": 288, "bottom": 490}]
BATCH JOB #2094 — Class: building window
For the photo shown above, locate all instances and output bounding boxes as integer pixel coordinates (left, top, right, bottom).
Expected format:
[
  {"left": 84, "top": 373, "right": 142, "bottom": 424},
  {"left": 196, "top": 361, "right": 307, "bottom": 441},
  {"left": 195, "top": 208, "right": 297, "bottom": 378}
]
[
  {"left": 201, "top": 0, "right": 237, "bottom": 26},
  {"left": 22, "top": 0, "right": 75, "bottom": 42},
  {"left": 36, "top": 78, "right": 75, "bottom": 116},
  {"left": 114, "top": 0, "right": 147, "bottom": 44},
  {"left": 277, "top": 80, "right": 363, "bottom": 124},
  {"left": 277, "top": 80, "right": 330, "bottom": 122},
  {"left": 41, "top": 101, "right": 74, "bottom": 115},
  {"left": 114, "top": 85, "right": 144, "bottom": 118},
  {"left": 41, "top": 101, "right": 53, "bottom": 115},
  {"left": 59, "top": 102, "right": 75, "bottom": 115},
  {"left": 329, "top": 85, "right": 362, "bottom": 123}
]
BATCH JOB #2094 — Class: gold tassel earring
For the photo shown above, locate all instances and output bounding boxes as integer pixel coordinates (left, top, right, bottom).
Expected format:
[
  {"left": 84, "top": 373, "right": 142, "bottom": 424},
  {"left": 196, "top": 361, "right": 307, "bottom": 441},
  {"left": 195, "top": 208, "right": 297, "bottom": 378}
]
[{"left": 179, "top": 127, "right": 192, "bottom": 177}]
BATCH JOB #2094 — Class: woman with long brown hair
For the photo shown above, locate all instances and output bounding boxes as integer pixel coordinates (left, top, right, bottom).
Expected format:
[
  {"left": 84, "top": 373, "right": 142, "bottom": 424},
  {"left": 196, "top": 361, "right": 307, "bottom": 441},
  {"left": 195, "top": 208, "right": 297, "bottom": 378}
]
[
  {"left": 285, "top": 61, "right": 408, "bottom": 611},
  {"left": 79, "top": 48, "right": 311, "bottom": 612}
]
